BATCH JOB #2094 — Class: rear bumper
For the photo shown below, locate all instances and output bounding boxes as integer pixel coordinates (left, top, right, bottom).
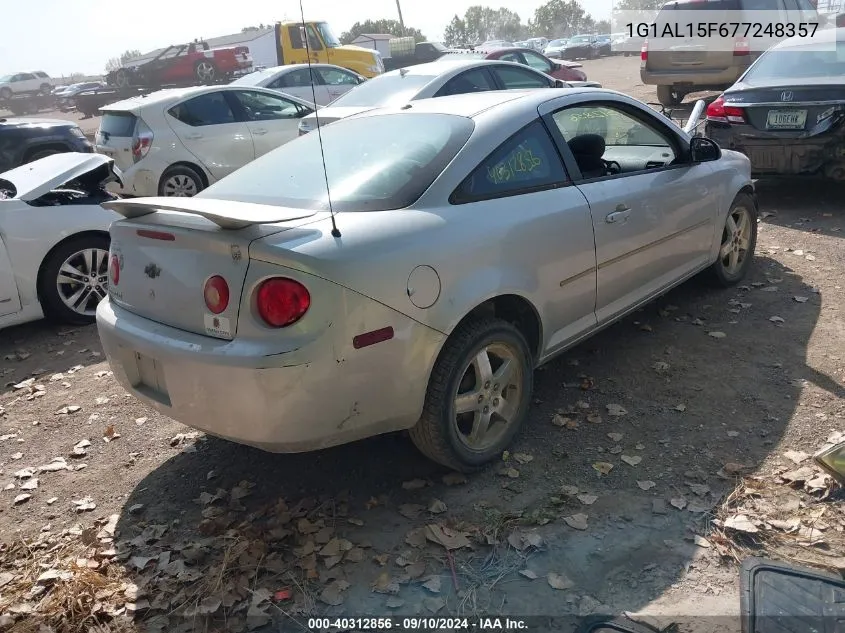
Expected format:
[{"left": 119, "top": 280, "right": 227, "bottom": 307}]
[
  {"left": 640, "top": 66, "right": 743, "bottom": 89},
  {"left": 96, "top": 296, "right": 446, "bottom": 453},
  {"left": 707, "top": 122, "right": 845, "bottom": 177}
]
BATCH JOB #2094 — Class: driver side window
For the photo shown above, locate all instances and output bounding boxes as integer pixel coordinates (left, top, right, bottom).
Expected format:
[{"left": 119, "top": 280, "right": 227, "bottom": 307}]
[{"left": 550, "top": 103, "right": 678, "bottom": 179}]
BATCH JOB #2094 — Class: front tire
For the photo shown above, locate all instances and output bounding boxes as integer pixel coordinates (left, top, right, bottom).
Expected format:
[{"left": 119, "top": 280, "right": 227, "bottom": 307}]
[
  {"left": 707, "top": 193, "right": 757, "bottom": 287},
  {"left": 409, "top": 317, "right": 533, "bottom": 472},
  {"left": 39, "top": 235, "right": 110, "bottom": 325}
]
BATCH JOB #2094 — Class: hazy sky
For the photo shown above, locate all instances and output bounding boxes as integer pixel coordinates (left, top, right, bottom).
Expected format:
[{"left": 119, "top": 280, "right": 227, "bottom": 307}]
[{"left": 1, "top": 0, "right": 614, "bottom": 77}]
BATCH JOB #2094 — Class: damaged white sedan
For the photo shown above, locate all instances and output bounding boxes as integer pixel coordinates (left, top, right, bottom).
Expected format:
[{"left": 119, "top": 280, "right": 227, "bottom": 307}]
[
  {"left": 96, "top": 89, "right": 756, "bottom": 471},
  {"left": 0, "top": 153, "right": 122, "bottom": 329}
]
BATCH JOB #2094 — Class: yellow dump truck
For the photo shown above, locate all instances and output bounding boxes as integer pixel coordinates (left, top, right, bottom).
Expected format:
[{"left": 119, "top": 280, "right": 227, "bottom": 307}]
[{"left": 273, "top": 21, "right": 384, "bottom": 78}]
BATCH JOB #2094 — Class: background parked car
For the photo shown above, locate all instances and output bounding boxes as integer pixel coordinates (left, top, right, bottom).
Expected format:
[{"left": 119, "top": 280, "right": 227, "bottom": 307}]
[
  {"left": 55, "top": 81, "right": 107, "bottom": 111},
  {"left": 230, "top": 64, "right": 366, "bottom": 106},
  {"left": 0, "top": 71, "right": 54, "bottom": 99},
  {"left": 558, "top": 35, "right": 598, "bottom": 60},
  {"left": 107, "top": 41, "right": 253, "bottom": 89},
  {"left": 641, "top": 0, "right": 819, "bottom": 106},
  {"left": 297, "top": 58, "right": 575, "bottom": 135},
  {"left": 0, "top": 153, "right": 121, "bottom": 329},
  {"left": 0, "top": 118, "right": 93, "bottom": 172},
  {"left": 544, "top": 38, "right": 570, "bottom": 59},
  {"left": 475, "top": 47, "right": 590, "bottom": 82},
  {"left": 593, "top": 35, "right": 612, "bottom": 57},
  {"left": 95, "top": 88, "right": 755, "bottom": 471},
  {"left": 94, "top": 85, "right": 317, "bottom": 198},
  {"left": 705, "top": 27, "right": 845, "bottom": 180}
]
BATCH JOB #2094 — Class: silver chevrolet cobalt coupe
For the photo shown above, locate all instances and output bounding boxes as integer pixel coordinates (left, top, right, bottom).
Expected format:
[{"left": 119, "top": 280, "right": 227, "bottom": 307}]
[{"left": 96, "top": 88, "right": 757, "bottom": 472}]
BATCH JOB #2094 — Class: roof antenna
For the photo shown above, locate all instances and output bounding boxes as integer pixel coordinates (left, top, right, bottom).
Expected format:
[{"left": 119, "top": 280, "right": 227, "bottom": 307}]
[{"left": 299, "top": 0, "right": 341, "bottom": 238}]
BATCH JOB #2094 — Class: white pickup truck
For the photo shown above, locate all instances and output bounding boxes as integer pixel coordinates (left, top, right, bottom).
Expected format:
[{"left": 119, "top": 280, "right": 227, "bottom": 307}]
[{"left": 0, "top": 72, "right": 55, "bottom": 100}]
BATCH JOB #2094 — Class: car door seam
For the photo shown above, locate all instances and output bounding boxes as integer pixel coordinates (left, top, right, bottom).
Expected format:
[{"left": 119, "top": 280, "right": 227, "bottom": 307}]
[{"left": 596, "top": 218, "right": 711, "bottom": 270}]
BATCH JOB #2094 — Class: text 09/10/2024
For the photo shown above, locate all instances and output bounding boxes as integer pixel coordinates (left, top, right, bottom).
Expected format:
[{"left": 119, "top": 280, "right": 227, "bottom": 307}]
[{"left": 305, "top": 618, "right": 530, "bottom": 631}]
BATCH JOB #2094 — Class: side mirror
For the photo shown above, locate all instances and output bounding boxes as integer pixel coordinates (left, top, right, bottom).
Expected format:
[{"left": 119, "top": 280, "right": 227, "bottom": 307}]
[
  {"left": 553, "top": 78, "right": 570, "bottom": 88},
  {"left": 690, "top": 136, "right": 721, "bottom": 162}
]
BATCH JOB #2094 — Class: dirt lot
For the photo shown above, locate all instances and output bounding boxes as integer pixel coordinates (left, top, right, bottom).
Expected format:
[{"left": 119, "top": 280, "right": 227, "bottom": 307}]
[{"left": 2, "top": 56, "right": 845, "bottom": 632}]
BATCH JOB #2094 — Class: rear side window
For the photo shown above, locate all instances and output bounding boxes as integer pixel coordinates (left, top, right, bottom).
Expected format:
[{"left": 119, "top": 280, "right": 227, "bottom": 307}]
[
  {"left": 168, "top": 92, "right": 235, "bottom": 127},
  {"left": 436, "top": 69, "right": 496, "bottom": 97},
  {"left": 99, "top": 112, "right": 137, "bottom": 137},
  {"left": 451, "top": 120, "right": 568, "bottom": 204},
  {"left": 271, "top": 68, "right": 316, "bottom": 88},
  {"left": 492, "top": 66, "right": 552, "bottom": 89}
]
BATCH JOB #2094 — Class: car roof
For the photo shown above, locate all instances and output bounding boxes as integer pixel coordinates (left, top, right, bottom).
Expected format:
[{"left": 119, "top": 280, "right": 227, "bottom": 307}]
[
  {"left": 386, "top": 58, "right": 506, "bottom": 76},
  {"left": 774, "top": 26, "right": 844, "bottom": 50},
  {"left": 102, "top": 84, "right": 316, "bottom": 112},
  {"left": 354, "top": 87, "right": 612, "bottom": 120}
]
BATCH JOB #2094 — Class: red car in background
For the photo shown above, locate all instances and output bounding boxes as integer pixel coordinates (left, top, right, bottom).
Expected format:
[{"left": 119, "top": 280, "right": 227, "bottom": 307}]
[
  {"left": 443, "top": 47, "right": 588, "bottom": 82},
  {"left": 107, "top": 41, "right": 253, "bottom": 89}
]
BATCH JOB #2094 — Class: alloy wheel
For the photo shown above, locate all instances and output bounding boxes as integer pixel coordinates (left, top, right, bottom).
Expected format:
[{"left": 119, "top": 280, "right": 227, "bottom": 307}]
[
  {"left": 719, "top": 204, "right": 752, "bottom": 276},
  {"left": 453, "top": 342, "right": 524, "bottom": 452},
  {"left": 56, "top": 248, "right": 109, "bottom": 317},
  {"left": 162, "top": 174, "right": 198, "bottom": 197},
  {"left": 196, "top": 62, "right": 216, "bottom": 82}
]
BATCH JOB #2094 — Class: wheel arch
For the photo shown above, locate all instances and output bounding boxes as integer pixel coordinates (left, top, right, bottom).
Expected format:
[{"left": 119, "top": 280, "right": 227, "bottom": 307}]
[
  {"left": 446, "top": 294, "right": 543, "bottom": 365},
  {"left": 159, "top": 161, "right": 210, "bottom": 190},
  {"left": 22, "top": 143, "right": 72, "bottom": 163},
  {"left": 36, "top": 230, "right": 111, "bottom": 302}
]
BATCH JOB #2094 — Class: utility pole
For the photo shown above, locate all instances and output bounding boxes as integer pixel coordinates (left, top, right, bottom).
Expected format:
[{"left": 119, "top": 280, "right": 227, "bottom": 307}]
[{"left": 395, "top": 0, "right": 406, "bottom": 35}]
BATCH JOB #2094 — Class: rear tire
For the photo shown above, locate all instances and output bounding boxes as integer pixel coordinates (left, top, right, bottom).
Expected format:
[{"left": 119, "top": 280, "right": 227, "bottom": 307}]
[
  {"left": 158, "top": 165, "right": 204, "bottom": 197},
  {"left": 409, "top": 317, "right": 533, "bottom": 472},
  {"left": 657, "top": 85, "right": 683, "bottom": 106},
  {"left": 38, "top": 235, "right": 110, "bottom": 325},
  {"left": 706, "top": 192, "right": 757, "bottom": 287}
]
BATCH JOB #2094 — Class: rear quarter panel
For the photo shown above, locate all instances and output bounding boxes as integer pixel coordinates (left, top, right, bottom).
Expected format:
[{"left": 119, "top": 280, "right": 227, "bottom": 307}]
[{"left": 705, "top": 149, "right": 754, "bottom": 262}]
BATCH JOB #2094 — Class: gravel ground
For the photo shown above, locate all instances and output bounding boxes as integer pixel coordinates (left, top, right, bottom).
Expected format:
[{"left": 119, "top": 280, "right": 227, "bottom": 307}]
[{"left": 1, "top": 56, "right": 844, "bottom": 633}]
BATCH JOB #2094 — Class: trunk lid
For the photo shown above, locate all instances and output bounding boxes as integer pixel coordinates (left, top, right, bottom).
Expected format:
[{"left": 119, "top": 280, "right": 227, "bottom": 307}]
[
  {"left": 103, "top": 197, "right": 321, "bottom": 339},
  {"left": 726, "top": 83, "right": 845, "bottom": 135}
]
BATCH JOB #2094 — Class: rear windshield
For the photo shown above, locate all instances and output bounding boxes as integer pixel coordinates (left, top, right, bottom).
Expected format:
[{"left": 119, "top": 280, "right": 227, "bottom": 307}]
[
  {"left": 99, "top": 112, "right": 137, "bottom": 137},
  {"left": 199, "top": 113, "right": 474, "bottom": 212},
  {"left": 743, "top": 46, "right": 845, "bottom": 82},
  {"left": 327, "top": 73, "right": 434, "bottom": 108}
]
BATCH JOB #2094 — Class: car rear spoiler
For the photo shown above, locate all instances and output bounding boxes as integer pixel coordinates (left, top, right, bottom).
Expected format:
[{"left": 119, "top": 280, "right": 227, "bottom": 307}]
[{"left": 102, "top": 197, "right": 314, "bottom": 230}]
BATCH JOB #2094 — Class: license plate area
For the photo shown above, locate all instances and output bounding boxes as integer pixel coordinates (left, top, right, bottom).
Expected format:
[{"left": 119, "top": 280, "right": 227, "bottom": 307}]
[
  {"left": 766, "top": 109, "right": 807, "bottom": 130},
  {"left": 131, "top": 351, "right": 171, "bottom": 406}
]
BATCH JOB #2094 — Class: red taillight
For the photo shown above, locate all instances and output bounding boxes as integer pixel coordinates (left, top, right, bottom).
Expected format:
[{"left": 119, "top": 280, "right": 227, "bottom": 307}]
[
  {"left": 255, "top": 278, "right": 310, "bottom": 328},
  {"left": 641, "top": 39, "right": 648, "bottom": 61},
  {"left": 136, "top": 229, "right": 175, "bottom": 241},
  {"left": 706, "top": 95, "right": 746, "bottom": 124},
  {"left": 204, "top": 276, "right": 230, "bottom": 315},
  {"left": 110, "top": 255, "right": 120, "bottom": 286},
  {"left": 733, "top": 36, "right": 750, "bottom": 56}
]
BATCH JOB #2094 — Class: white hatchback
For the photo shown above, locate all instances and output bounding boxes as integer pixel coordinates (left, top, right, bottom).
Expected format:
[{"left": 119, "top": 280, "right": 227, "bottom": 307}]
[
  {"left": 230, "top": 63, "right": 365, "bottom": 106},
  {"left": 94, "top": 85, "right": 317, "bottom": 198}
]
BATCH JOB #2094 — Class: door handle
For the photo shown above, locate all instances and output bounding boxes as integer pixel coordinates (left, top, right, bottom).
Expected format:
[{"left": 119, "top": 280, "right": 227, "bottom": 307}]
[
  {"left": 605, "top": 205, "right": 631, "bottom": 224},
  {"left": 184, "top": 133, "right": 203, "bottom": 140},
  {"left": 252, "top": 128, "right": 268, "bottom": 135}
]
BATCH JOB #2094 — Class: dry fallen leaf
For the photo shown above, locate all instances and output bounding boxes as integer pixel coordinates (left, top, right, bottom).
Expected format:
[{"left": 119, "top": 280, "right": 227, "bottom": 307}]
[
  {"left": 13, "top": 493, "right": 31, "bottom": 505},
  {"left": 687, "top": 483, "right": 710, "bottom": 497},
  {"left": 552, "top": 414, "right": 577, "bottom": 428},
  {"left": 693, "top": 535, "right": 711, "bottom": 548},
  {"left": 769, "top": 316, "right": 785, "bottom": 324},
  {"left": 708, "top": 331, "right": 726, "bottom": 339},
  {"left": 564, "top": 514, "right": 589, "bottom": 531},
  {"left": 372, "top": 572, "right": 400, "bottom": 595},
  {"left": 405, "top": 528, "right": 427, "bottom": 548},
  {"left": 606, "top": 404, "right": 628, "bottom": 417},
  {"left": 637, "top": 480, "right": 656, "bottom": 491},
  {"left": 442, "top": 472, "right": 467, "bottom": 486},
  {"left": 587, "top": 413, "right": 603, "bottom": 424},
  {"left": 428, "top": 499, "right": 447, "bottom": 514},
  {"left": 674, "top": 404, "right": 687, "bottom": 412},
  {"left": 399, "top": 504, "right": 425, "bottom": 520},
  {"left": 670, "top": 497, "right": 687, "bottom": 510},
  {"left": 424, "top": 524, "right": 470, "bottom": 550},
  {"left": 499, "top": 467, "right": 520, "bottom": 479},
  {"left": 547, "top": 572, "right": 575, "bottom": 590},
  {"left": 794, "top": 296, "right": 809, "bottom": 303},
  {"left": 593, "top": 462, "right": 614, "bottom": 476},
  {"left": 422, "top": 575, "right": 442, "bottom": 594},
  {"left": 519, "top": 569, "right": 538, "bottom": 580},
  {"left": 784, "top": 450, "right": 810, "bottom": 465},
  {"left": 724, "top": 514, "right": 759, "bottom": 533},
  {"left": 621, "top": 455, "right": 642, "bottom": 467},
  {"left": 577, "top": 493, "right": 598, "bottom": 506},
  {"left": 514, "top": 452, "right": 534, "bottom": 465},
  {"left": 607, "top": 432, "right": 624, "bottom": 442},
  {"left": 402, "top": 479, "right": 428, "bottom": 491}
]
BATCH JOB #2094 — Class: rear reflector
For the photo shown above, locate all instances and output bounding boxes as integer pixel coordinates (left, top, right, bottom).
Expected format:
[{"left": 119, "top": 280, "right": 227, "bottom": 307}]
[
  {"left": 136, "top": 229, "right": 175, "bottom": 241},
  {"left": 641, "top": 39, "right": 648, "bottom": 61},
  {"left": 204, "top": 276, "right": 230, "bottom": 315},
  {"left": 110, "top": 254, "right": 120, "bottom": 286},
  {"left": 353, "top": 327, "right": 395, "bottom": 349}
]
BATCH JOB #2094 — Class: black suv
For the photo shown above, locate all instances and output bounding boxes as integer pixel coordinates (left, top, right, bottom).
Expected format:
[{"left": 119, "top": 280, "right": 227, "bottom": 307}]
[{"left": 0, "top": 117, "right": 93, "bottom": 172}]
